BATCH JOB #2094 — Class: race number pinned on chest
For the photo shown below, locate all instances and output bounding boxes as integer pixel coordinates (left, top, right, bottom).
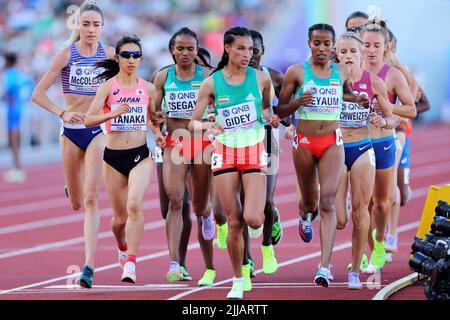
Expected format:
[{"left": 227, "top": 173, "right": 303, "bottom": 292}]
[
  {"left": 218, "top": 101, "right": 258, "bottom": 133},
  {"left": 111, "top": 104, "right": 147, "bottom": 131}
]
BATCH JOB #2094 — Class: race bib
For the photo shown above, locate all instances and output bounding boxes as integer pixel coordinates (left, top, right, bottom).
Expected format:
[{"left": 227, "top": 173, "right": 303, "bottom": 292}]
[
  {"left": 335, "top": 128, "right": 344, "bottom": 146},
  {"left": 211, "top": 153, "right": 223, "bottom": 170},
  {"left": 301, "top": 84, "right": 342, "bottom": 115},
  {"left": 111, "top": 104, "right": 147, "bottom": 131},
  {"left": 69, "top": 65, "right": 104, "bottom": 94},
  {"left": 218, "top": 101, "right": 258, "bottom": 133},
  {"left": 165, "top": 90, "right": 198, "bottom": 119},
  {"left": 340, "top": 97, "right": 371, "bottom": 128}
]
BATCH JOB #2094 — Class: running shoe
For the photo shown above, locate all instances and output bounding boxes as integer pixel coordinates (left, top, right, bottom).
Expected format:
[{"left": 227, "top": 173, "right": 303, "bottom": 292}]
[
  {"left": 271, "top": 207, "right": 283, "bottom": 245},
  {"left": 261, "top": 245, "right": 278, "bottom": 274},
  {"left": 347, "top": 254, "right": 369, "bottom": 271},
  {"left": 298, "top": 213, "right": 314, "bottom": 243},
  {"left": 201, "top": 213, "right": 215, "bottom": 241},
  {"left": 216, "top": 222, "right": 228, "bottom": 250},
  {"left": 314, "top": 266, "right": 332, "bottom": 288},
  {"left": 77, "top": 265, "right": 94, "bottom": 288},
  {"left": 248, "top": 224, "right": 263, "bottom": 239},
  {"left": 385, "top": 234, "right": 398, "bottom": 254},
  {"left": 166, "top": 262, "right": 183, "bottom": 282},
  {"left": 227, "top": 277, "right": 244, "bottom": 299},
  {"left": 198, "top": 269, "right": 216, "bottom": 287},
  {"left": 242, "top": 264, "right": 252, "bottom": 292},
  {"left": 121, "top": 261, "right": 136, "bottom": 283},
  {"left": 348, "top": 272, "right": 363, "bottom": 290},
  {"left": 180, "top": 266, "right": 192, "bottom": 281},
  {"left": 117, "top": 248, "right": 127, "bottom": 269},
  {"left": 248, "top": 259, "right": 255, "bottom": 278},
  {"left": 371, "top": 231, "right": 386, "bottom": 270}
]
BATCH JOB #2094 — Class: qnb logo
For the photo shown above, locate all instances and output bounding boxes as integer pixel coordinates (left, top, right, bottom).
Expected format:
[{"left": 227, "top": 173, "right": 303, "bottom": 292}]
[
  {"left": 309, "top": 86, "right": 318, "bottom": 96},
  {"left": 76, "top": 69, "right": 83, "bottom": 76},
  {"left": 222, "top": 109, "right": 230, "bottom": 117},
  {"left": 170, "top": 93, "right": 176, "bottom": 101}
]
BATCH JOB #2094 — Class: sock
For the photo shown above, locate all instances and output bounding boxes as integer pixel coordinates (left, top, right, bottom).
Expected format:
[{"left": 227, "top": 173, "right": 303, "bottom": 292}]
[
  {"left": 233, "top": 277, "right": 244, "bottom": 282},
  {"left": 126, "top": 254, "right": 136, "bottom": 264},
  {"left": 117, "top": 242, "right": 128, "bottom": 252}
]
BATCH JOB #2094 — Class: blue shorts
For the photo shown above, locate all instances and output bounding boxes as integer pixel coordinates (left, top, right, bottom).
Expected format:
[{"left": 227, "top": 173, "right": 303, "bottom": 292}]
[
  {"left": 344, "top": 138, "right": 374, "bottom": 171},
  {"left": 372, "top": 135, "right": 396, "bottom": 170},
  {"left": 399, "top": 137, "right": 410, "bottom": 169},
  {"left": 7, "top": 106, "right": 22, "bottom": 131},
  {"left": 62, "top": 125, "right": 103, "bottom": 151}
]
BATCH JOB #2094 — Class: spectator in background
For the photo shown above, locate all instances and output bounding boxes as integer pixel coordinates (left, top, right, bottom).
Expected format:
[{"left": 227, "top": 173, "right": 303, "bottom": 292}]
[{"left": 2, "top": 52, "right": 34, "bottom": 183}]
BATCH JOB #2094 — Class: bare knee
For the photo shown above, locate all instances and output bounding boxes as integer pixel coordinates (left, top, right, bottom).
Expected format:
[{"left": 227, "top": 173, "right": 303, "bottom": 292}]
[
  {"left": 111, "top": 216, "right": 127, "bottom": 229},
  {"left": 319, "top": 194, "right": 335, "bottom": 215},
  {"left": 245, "top": 214, "right": 264, "bottom": 230},
  {"left": 227, "top": 215, "right": 244, "bottom": 237},
  {"left": 372, "top": 198, "right": 390, "bottom": 213},
  {"left": 83, "top": 191, "right": 98, "bottom": 210},
  {"left": 127, "top": 198, "right": 142, "bottom": 220},
  {"left": 167, "top": 192, "right": 184, "bottom": 212}
]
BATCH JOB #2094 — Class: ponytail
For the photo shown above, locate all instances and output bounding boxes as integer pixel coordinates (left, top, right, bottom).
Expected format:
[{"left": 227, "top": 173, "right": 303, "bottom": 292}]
[{"left": 212, "top": 26, "right": 251, "bottom": 74}]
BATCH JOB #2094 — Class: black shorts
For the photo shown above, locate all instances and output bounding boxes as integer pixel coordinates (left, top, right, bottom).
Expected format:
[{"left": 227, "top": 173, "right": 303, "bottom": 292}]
[{"left": 103, "top": 144, "right": 151, "bottom": 177}]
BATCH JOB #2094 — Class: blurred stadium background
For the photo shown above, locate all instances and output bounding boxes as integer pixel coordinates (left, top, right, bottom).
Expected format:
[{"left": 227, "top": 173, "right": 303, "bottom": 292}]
[{"left": 1, "top": 0, "right": 450, "bottom": 169}]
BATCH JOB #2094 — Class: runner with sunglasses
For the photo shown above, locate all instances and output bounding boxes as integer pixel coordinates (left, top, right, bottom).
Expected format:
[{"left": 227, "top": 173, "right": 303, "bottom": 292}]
[
  {"left": 84, "top": 35, "right": 164, "bottom": 283},
  {"left": 31, "top": 1, "right": 115, "bottom": 288}
]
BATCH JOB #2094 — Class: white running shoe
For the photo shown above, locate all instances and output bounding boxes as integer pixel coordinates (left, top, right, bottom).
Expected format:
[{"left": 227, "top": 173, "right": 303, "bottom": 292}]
[
  {"left": 201, "top": 212, "right": 215, "bottom": 240},
  {"left": 227, "top": 277, "right": 244, "bottom": 299},
  {"left": 348, "top": 272, "right": 363, "bottom": 290},
  {"left": 385, "top": 234, "right": 398, "bottom": 253},
  {"left": 121, "top": 262, "right": 136, "bottom": 283},
  {"left": 314, "top": 266, "right": 333, "bottom": 288}
]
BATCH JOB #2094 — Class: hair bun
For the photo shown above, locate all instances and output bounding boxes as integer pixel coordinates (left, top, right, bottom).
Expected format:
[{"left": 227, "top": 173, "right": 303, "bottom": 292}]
[{"left": 366, "top": 4, "right": 381, "bottom": 22}]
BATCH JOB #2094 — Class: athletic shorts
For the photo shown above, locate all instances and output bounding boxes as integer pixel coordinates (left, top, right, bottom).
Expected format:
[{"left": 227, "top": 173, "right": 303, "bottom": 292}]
[
  {"left": 61, "top": 124, "right": 103, "bottom": 152},
  {"left": 371, "top": 135, "right": 396, "bottom": 170},
  {"left": 7, "top": 106, "right": 21, "bottom": 131},
  {"left": 344, "top": 138, "right": 375, "bottom": 171},
  {"left": 211, "top": 141, "right": 268, "bottom": 176},
  {"left": 293, "top": 128, "right": 344, "bottom": 158},
  {"left": 399, "top": 137, "right": 410, "bottom": 169},
  {"left": 165, "top": 134, "right": 212, "bottom": 162},
  {"left": 103, "top": 144, "right": 151, "bottom": 177}
]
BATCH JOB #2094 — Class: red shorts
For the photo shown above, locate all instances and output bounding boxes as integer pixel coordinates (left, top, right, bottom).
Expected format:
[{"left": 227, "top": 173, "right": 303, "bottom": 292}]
[
  {"left": 211, "top": 141, "right": 268, "bottom": 176},
  {"left": 165, "top": 134, "right": 212, "bottom": 162},
  {"left": 293, "top": 128, "right": 343, "bottom": 158}
]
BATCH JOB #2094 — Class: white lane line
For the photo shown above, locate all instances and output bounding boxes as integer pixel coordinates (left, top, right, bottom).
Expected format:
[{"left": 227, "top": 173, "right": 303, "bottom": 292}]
[{"left": 167, "top": 221, "right": 420, "bottom": 300}]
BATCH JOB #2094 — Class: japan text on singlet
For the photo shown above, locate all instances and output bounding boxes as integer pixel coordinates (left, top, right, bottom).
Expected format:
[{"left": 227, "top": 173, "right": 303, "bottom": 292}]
[
  {"left": 103, "top": 77, "right": 150, "bottom": 133},
  {"left": 340, "top": 70, "right": 373, "bottom": 128},
  {"left": 61, "top": 42, "right": 107, "bottom": 95},
  {"left": 296, "top": 61, "right": 343, "bottom": 121},
  {"left": 212, "top": 67, "right": 264, "bottom": 148},
  {"left": 163, "top": 64, "right": 207, "bottom": 120}
]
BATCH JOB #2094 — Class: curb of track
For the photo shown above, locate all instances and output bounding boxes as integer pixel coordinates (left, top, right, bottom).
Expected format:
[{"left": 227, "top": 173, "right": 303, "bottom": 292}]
[{"left": 372, "top": 273, "right": 427, "bottom": 300}]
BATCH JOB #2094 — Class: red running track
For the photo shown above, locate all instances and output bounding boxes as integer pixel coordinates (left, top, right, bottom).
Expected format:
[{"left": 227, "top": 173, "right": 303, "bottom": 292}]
[{"left": 0, "top": 123, "right": 449, "bottom": 300}]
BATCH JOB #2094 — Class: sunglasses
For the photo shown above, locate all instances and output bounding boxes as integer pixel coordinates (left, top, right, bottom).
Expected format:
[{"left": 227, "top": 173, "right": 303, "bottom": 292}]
[
  {"left": 346, "top": 26, "right": 363, "bottom": 33},
  {"left": 117, "top": 51, "right": 143, "bottom": 59}
]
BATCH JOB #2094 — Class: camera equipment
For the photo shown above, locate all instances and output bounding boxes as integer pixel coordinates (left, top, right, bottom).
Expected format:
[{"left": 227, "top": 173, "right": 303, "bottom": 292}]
[
  {"left": 430, "top": 216, "right": 450, "bottom": 237},
  {"left": 411, "top": 236, "right": 449, "bottom": 261},
  {"left": 435, "top": 200, "right": 450, "bottom": 219}
]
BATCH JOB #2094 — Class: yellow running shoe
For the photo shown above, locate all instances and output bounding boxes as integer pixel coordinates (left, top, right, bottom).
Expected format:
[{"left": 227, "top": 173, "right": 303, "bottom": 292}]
[
  {"left": 242, "top": 264, "right": 252, "bottom": 292},
  {"left": 261, "top": 245, "right": 278, "bottom": 274},
  {"left": 217, "top": 223, "right": 228, "bottom": 250},
  {"left": 198, "top": 269, "right": 216, "bottom": 287}
]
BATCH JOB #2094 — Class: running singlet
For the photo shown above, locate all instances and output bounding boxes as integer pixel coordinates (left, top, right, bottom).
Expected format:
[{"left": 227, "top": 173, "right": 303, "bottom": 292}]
[
  {"left": 163, "top": 64, "right": 207, "bottom": 119},
  {"left": 377, "top": 64, "right": 397, "bottom": 105},
  {"left": 61, "top": 42, "right": 107, "bottom": 95},
  {"left": 103, "top": 77, "right": 150, "bottom": 133},
  {"left": 296, "top": 61, "right": 343, "bottom": 121},
  {"left": 212, "top": 67, "right": 265, "bottom": 148},
  {"left": 340, "top": 70, "right": 373, "bottom": 128}
]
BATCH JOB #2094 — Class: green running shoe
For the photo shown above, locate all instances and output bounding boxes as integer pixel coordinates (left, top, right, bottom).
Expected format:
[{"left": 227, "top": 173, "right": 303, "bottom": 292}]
[
  {"left": 271, "top": 207, "right": 283, "bottom": 246},
  {"left": 217, "top": 222, "right": 228, "bottom": 250},
  {"left": 198, "top": 269, "right": 216, "bottom": 287},
  {"left": 261, "top": 245, "right": 278, "bottom": 274},
  {"left": 242, "top": 264, "right": 252, "bottom": 292},
  {"left": 248, "top": 258, "right": 255, "bottom": 278},
  {"left": 179, "top": 266, "right": 192, "bottom": 281}
]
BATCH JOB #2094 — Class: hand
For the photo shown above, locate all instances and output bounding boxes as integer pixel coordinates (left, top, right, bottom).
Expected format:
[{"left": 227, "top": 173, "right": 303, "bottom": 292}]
[
  {"left": 284, "top": 124, "right": 295, "bottom": 140},
  {"left": 298, "top": 91, "right": 313, "bottom": 106},
  {"left": 395, "top": 116, "right": 408, "bottom": 129},
  {"left": 329, "top": 50, "right": 340, "bottom": 63},
  {"left": 62, "top": 111, "right": 85, "bottom": 124},
  {"left": 369, "top": 112, "right": 386, "bottom": 128},
  {"left": 112, "top": 103, "right": 129, "bottom": 118},
  {"left": 268, "top": 115, "right": 280, "bottom": 128},
  {"left": 415, "top": 87, "right": 422, "bottom": 103},
  {"left": 355, "top": 95, "right": 370, "bottom": 109},
  {"left": 206, "top": 122, "right": 224, "bottom": 136},
  {"left": 152, "top": 111, "right": 165, "bottom": 127},
  {"left": 154, "top": 130, "right": 166, "bottom": 148}
]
